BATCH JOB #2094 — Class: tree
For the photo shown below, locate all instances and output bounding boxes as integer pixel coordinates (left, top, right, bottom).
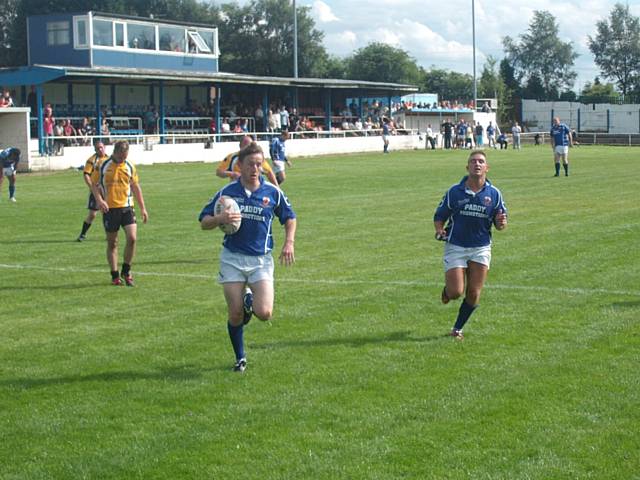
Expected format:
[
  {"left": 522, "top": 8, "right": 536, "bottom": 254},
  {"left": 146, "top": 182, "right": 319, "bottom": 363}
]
[
  {"left": 478, "top": 56, "right": 511, "bottom": 123},
  {"left": 217, "top": 0, "right": 328, "bottom": 77},
  {"left": 422, "top": 67, "right": 473, "bottom": 101},
  {"left": 580, "top": 78, "right": 620, "bottom": 103},
  {"left": 588, "top": 3, "right": 640, "bottom": 96},
  {"left": 503, "top": 10, "right": 578, "bottom": 100},
  {"left": 0, "top": 0, "right": 19, "bottom": 67},
  {"left": 345, "top": 42, "right": 422, "bottom": 85}
]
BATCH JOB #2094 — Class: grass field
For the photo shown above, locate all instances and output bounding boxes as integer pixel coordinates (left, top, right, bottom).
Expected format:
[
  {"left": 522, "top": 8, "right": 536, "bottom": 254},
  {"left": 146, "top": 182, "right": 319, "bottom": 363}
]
[{"left": 1, "top": 145, "right": 639, "bottom": 479}]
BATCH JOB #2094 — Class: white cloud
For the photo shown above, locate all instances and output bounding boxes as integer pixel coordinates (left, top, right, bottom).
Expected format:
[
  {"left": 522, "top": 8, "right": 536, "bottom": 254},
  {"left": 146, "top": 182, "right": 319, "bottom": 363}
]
[{"left": 313, "top": 1, "right": 339, "bottom": 23}]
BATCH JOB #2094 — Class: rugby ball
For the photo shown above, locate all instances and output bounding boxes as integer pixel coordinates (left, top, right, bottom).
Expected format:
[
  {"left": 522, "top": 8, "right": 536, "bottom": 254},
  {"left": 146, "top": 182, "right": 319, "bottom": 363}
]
[{"left": 214, "top": 196, "right": 241, "bottom": 235}]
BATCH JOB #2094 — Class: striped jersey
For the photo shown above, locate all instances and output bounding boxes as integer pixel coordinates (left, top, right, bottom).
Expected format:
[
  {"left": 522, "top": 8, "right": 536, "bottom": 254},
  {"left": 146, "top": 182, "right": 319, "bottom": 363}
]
[
  {"left": 91, "top": 157, "right": 139, "bottom": 208},
  {"left": 217, "top": 150, "right": 275, "bottom": 178},
  {"left": 83, "top": 152, "right": 109, "bottom": 177}
]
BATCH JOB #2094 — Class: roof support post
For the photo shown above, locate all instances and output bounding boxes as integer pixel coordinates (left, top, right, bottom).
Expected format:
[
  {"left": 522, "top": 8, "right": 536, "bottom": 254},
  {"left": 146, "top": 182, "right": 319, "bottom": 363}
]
[
  {"left": 215, "top": 84, "right": 221, "bottom": 141},
  {"left": 324, "top": 90, "right": 332, "bottom": 132},
  {"left": 37, "top": 84, "right": 45, "bottom": 155},
  {"left": 159, "top": 80, "right": 165, "bottom": 144},
  {"left": 95, "top": 78, "right": 102, "bottom": 144},
  {"left": 262, "top": 88, "right": 269, "bottom": 134}
]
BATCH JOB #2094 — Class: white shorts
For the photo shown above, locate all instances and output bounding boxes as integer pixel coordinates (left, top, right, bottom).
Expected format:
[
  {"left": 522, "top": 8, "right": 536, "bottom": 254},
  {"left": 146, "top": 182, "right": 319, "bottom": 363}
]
[
  {"left": 443, "top": 243, "right": 492, "bottom": 271},
  {"left": 272, "top": 160, "right": 286, "bottom": 174},
  {"left": 555, "top": 145, "right": 569, "bottom": 156},
  {"left": 218, "top": 247, "right": 274, "bottom": 284},
  {"left": 2, "top": 166, "right": 15, "bottom": 177}
]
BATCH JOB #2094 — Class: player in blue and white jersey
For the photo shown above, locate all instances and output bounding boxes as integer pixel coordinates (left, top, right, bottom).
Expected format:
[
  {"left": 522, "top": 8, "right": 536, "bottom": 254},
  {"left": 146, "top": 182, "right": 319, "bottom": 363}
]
[
  {"left": 0, "top": 147, "right": 20, "bottom": 202},
  {"left": 434, "top": 150, "right": 508, "bottom": 340},
  {"left": 199, "top": 142, "right": 297, "bottom": 372},
  {"left": 269, "top": 130, "right": 292, "bottom": 184},
  {"left": 550, "top": 116, "right": 573, "bottom": 176}
]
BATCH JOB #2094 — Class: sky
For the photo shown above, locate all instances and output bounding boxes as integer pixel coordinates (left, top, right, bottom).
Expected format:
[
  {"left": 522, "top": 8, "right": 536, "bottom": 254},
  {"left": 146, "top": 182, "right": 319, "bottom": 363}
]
[{"left": 221, "top": 0, "right": 640, "bottom": 93}]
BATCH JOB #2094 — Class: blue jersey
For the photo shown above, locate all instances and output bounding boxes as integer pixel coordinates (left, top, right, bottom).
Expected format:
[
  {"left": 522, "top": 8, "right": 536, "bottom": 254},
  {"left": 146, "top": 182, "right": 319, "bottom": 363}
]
[
  {"left": 486, "top": 125, "right": 495, "bottom": 136},
  {"left": 270, "top": 137, "right": 286, "bottom": 161},
  {"left": 382, "top": 123, "right": 390, "bottom": 135},
  {"left": 199, "top": 178, "right": 296, "bottom": 256},
  {"left": 0, "top": 147, "right": 19, "bottom": 168},
  {"left": 434, "top": 176, "right": 507, "bottom": 248},
  {"left": 551, "top": 123, "right": 571, "bottom": 147}
]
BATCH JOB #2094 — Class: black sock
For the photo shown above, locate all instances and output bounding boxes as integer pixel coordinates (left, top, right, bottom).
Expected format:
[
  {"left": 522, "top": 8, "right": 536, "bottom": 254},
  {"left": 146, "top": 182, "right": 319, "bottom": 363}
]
[
  {"left": 121, "top": 263, "right": 131, "bottom": 276},
  {"left": 555, "top": 163, "right": 560, "bottom": 176},
  {"left": 563, "top": 163, "right": 568, "bottom": 175},
  {"left": 80, "top": 221, "right": 91, "bottom": 236},
  {"left": 111, "top": 270, "right": 120, "bottom": 280},
  {"left": 454, "top": 299, "right": 478, "bottom": 331}
]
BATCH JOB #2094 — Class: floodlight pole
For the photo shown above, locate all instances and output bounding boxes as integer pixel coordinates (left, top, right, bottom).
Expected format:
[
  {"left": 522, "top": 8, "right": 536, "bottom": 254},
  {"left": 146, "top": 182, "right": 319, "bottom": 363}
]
[
  {"left": 472, "top": 0, "right": 477, "bottom": 111},
  {"left": 293, "top": 0, "right": 298, "bottom": 78}
]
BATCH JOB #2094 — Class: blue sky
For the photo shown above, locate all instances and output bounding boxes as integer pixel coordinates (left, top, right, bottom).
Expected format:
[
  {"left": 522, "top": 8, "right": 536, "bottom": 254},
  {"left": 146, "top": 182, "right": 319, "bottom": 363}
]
[{"left": 221, "top": 0, "right": 640, "bottom": 92}]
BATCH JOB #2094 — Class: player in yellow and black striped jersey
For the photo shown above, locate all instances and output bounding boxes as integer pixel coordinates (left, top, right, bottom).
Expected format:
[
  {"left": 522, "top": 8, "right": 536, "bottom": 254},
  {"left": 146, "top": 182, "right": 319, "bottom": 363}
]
[
  {"left": 91, "top": 140, "right": 148, "bottom": 286},
  {"left": 216, "top": 135, "right": 279, "bottom": 185},
  {"left": 77, "top": 141, "right": 109, "bottom": 241}
]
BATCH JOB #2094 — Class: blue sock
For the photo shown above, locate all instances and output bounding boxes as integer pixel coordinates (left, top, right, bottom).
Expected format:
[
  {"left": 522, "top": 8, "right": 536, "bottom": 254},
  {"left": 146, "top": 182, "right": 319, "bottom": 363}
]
[
  {"left": 227, "top": 322, "right": 245, "bottom": 361},
  {"left": 9, "top": 185, "right": 15, "bottom": 198},
  {"left": 454, "top": 300, "right": 477, "bottom": 331}
]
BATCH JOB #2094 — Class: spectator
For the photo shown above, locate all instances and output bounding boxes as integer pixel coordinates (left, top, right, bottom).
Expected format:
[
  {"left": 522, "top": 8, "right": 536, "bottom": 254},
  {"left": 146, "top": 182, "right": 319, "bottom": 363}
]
[
  {"left": 498, "top": 132, "right": 508, "bottom": 149},
  {"left": 43, "top": 109, "right": 55, "bottom": 155},
  {"left": 280, "top": 106, "right": 290, "bottom": 131},
  {"left": 481, "top": 101, "right": 491, "bottom": 113},
  {"left": 144, "top": 106, "right": 158, "bottom": 134},
  {"left": 0, "top": 89, "right": 14, "bottom": 108},
  {"left": 53, "top": 120, "right": 65, "bottom": 155},
  {"left": 100, "top": 118, "right": 110, "bottom": 140},
  {"left": 425, "top": 123, "right": 436, "bottom": 150},
  {"left": 221, "top": 117, "right": 231, "bottom": 134},
  {"left": 474, "top": 121, "right": 484, "bottom": 147},
  {"left": 27, "top": 86, "right": 38, "bottom": 113},
  {"left": 63, "top": 119, "right": 78, "bottom": 146}
]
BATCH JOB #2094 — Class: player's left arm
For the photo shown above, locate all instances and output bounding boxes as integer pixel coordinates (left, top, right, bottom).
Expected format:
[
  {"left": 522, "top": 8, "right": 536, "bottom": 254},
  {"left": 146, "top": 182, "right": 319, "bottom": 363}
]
[
  {"left": 131, "top": 181, "right": 148, "bottom": 223},
  {"left": 493, "top": 196, "right": 507, "bottom": 231},
  {"left": 279, "top": 218, "right": 296, "bottom": 266}
]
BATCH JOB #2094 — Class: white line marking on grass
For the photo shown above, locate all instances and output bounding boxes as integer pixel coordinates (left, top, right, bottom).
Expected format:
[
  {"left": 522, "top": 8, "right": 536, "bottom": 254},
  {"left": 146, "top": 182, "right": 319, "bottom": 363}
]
[{"left": 1, "top": 263, "right": 639, "bottom": 297}]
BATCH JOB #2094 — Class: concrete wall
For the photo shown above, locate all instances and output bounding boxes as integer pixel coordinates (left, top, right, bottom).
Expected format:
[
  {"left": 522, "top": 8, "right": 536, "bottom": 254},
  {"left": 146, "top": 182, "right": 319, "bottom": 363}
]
[
  {"left": 522, "top": 99, "right": 640, "bottom": 133},
  {"left": 28, "top": 133, "right": 420, "bottom": 171},
  {"left": 0, "top": 108, "right": 31, "bottom": 172}
]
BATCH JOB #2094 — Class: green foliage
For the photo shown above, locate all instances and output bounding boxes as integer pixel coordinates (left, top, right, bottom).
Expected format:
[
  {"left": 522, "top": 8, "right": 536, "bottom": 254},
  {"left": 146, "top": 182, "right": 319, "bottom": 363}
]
[
  {"left": 217, "top": 0, "right": 327, "bottom": 77},
  {"left": 588, "top": 3, "right": 640, "bottom": 96},
  {"left": 503, "top": 10, "right": 578, "bottom": 100},
  {"left": 580, "top": 78, "right": 620, "bottom": 103},
  {"left": 422, "top": 67, "right": 473, "bottom": 101},
  {"left": 1, "top": 147, "right": 640, "bottom": 478},
  {"left": 345, "top": 42, "right": 422, "bottom": 85}
]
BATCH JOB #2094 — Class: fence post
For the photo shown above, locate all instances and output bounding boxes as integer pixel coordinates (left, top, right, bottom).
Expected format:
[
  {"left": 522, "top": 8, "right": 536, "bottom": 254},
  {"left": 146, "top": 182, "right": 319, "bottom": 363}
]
[
  {"left": 607, "top": 109, "right": 610, "bottom": 133},
  {"left": 577, "top": 108, "right": 580, "bottom": 132}
]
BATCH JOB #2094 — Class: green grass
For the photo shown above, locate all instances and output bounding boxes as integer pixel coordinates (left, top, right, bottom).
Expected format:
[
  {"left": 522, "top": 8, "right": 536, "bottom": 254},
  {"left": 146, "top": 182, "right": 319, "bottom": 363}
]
[{"left": 1, "top": 145, "right": 639, "bottom": 479}]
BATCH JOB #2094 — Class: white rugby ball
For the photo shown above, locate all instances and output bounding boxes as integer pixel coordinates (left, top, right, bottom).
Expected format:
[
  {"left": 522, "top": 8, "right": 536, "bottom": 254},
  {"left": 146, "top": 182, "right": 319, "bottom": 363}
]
[{"left": 214, "top": 195, "right": 241, "bottom": 235}]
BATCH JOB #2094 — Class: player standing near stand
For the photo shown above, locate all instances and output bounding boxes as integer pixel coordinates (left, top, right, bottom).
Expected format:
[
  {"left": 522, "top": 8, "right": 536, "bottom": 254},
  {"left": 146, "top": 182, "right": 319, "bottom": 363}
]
[
  {"left": 0, "top": 147, "right": 20, "bottom": 202},
  {"left": 550, "top": 116, "right": 573, "bottom": 177},
  {"left": 199, "top": 142, "right": 297, "bottom": 372},
  {"left": 77, "top": 141, "right": 109, "bottom": 241},
  {"left": 269, "top": 130, "right": 292, "bottom": 184},
  {"left": 434, "top": 150, "right": 508, "bottom": 340}
]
